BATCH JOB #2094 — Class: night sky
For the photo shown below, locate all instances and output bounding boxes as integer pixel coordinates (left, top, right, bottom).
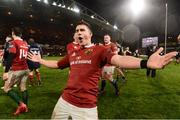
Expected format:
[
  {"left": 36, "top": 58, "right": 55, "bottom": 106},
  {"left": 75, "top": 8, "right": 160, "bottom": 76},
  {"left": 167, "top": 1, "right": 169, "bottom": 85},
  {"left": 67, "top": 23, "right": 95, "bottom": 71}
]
[
  {"left": 75, "top": 0, "right": 180, "bottom": 36},
  {"left": 0, "top": 0, "right": 179, "bottom": 48}
]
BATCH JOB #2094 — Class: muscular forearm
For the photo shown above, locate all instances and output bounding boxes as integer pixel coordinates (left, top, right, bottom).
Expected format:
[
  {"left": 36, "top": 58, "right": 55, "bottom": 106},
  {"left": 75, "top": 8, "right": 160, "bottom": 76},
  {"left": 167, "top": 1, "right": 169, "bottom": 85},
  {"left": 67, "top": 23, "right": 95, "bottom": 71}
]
[
  {"left": 39, "top": 59, "right": 59, "bottom": 68},
  {"left": 111, "top": 55, "right": 142, "bottom": 69}
]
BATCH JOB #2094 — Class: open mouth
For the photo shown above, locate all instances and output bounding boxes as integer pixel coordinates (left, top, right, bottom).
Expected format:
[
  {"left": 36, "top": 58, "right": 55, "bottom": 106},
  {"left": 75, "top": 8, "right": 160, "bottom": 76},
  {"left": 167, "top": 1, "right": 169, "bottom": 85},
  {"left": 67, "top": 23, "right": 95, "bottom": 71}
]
[
  {"left": 78, "top": 37, "right": 83, "bottom": 40},
  {"left": 78, "top": 37, "right": 83, "bottom": 43}
]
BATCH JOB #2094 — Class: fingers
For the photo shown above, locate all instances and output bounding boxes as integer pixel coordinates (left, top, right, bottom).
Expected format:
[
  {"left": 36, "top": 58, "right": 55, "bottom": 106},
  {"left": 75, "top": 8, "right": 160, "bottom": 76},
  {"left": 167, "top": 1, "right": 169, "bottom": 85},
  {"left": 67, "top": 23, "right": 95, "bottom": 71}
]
[
  {"left": 27, "top": 52, "right": 33, "bottom": 57},
  {"left": 155, "top": 47, "right": 164, "bottom": 54},
  {"left": 27, "top": 53, "right": 32, "bottom": 59},
  {"left": 38, "top": 52, "right": 41, "bottom": 56},
  {"left": 164, "top": 52, "right": 178, "bottom": 61},
  {"left": 27, "top": 56, "right": 32, "bottom": 60},
  {"left": 163, "top": 58, "right": 173, "bottom": 67},
  {"left": 160, "top": 52, "right": 177, "bottom": 68},
  {"left": 27, "top": 52, "right": 36, "bottom": 61}
]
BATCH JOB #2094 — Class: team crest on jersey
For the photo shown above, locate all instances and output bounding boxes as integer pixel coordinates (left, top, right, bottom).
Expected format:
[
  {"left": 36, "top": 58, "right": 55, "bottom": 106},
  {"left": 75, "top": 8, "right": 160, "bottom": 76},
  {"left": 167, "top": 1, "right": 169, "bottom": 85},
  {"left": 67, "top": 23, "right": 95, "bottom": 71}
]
[
  {"left": 84, "top": 49, "right": 93, "bottom": 55},
  {"left": 71, "top": 52, "right": 76, "bottom": 57},
  {"left": 74, "top": 46, "right": 77, "bottom": 49}
]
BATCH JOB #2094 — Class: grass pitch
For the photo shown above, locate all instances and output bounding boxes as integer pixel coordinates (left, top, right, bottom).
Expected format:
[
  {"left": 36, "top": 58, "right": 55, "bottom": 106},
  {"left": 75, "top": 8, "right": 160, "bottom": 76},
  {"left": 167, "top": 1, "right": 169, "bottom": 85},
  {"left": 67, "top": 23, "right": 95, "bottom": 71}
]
[{"left": 1, "top": 56, "right": 180, "bottom": 119}]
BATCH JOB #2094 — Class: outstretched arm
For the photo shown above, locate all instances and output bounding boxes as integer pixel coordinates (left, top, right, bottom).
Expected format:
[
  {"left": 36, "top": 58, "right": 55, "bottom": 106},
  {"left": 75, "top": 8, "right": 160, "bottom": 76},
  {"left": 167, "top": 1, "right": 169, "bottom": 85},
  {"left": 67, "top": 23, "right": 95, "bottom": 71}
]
[
  {"left": 111, "top": 54, "right": 141, "bottom": 69},
  {"left": 111, "top": 47, "right": 177, "bottom": 69},
  {"left": 27, "top": 52, "right": 58, "bottom": 68}
]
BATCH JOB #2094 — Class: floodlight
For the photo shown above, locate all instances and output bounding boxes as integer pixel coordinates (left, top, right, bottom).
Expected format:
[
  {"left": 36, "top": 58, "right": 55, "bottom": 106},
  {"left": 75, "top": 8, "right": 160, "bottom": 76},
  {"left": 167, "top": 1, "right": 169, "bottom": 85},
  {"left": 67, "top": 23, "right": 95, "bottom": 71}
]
[
  {"left": 73, "top": 7, "right": 80, "bottom": 13},
  {"left": 52, "top": 2, "right": 57, "bottom": 6},
  {"left": 43, "top": 0, "right": 48, "bottom": 4},
  {"left": 129, "top": 0, "right": 145, "bottom": 15},
  {"left": 91, "top": 15, "right": 94, "bottom": 19},
  {"left": 113, "top": 25, "right": 118, "bottom": 29}
]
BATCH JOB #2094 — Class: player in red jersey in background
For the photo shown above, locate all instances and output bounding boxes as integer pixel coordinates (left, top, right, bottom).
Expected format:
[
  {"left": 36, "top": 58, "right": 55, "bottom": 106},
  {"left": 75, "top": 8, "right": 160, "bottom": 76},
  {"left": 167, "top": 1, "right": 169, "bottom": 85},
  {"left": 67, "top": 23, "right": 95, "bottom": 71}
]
[
  {"left": 66, "top": 33, "right": 80, "bottom": 55},
  {"left": 2, "top": 27, "right": 29, "bottom": 115},
  {"left": 99, "top": 34, "right": 120, "bottom": 96},
  {"left": 28, "top": 21, "right": 177, "bottom": 119}
]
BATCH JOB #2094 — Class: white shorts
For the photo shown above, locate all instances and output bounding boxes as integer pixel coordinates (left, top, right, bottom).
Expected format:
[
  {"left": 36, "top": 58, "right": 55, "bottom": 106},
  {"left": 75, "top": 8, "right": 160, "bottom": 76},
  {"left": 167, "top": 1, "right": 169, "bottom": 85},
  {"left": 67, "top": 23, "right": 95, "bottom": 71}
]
[
  {"left": 102, "top": 66, "right": 115, "bottom": 81},
  {"left": 4, "top": 69, "right": 29, "bottom": 92},
  {"left": 51, "top": 97, "right": 98, "bottom": 120}
]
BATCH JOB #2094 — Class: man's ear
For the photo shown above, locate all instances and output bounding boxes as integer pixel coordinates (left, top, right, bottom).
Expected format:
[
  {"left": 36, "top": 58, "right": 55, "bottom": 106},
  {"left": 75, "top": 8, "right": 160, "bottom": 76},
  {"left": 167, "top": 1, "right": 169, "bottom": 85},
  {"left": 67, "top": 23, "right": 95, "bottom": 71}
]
[{"left": 90, "top": 32, "right": 93, "bottom": 37}]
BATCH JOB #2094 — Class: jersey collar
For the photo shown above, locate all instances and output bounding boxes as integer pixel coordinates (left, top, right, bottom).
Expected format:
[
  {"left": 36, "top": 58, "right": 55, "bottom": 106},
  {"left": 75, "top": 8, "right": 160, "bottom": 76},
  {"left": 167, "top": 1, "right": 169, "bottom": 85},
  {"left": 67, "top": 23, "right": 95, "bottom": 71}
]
[
  {"left": 105, "top": 42, "right": 111, "bottom": 45},
  {"left": 73, "top": 41, "right": 78, "bottom": 44},
  {"left": 81, "top": 44, "right": 95, "bottom": 49},
  {"left": 14, "top": 37, "right": 23, "bottom": 41},
  {"left": 84, "top": 44, "right": 94, "bottom": 48}
]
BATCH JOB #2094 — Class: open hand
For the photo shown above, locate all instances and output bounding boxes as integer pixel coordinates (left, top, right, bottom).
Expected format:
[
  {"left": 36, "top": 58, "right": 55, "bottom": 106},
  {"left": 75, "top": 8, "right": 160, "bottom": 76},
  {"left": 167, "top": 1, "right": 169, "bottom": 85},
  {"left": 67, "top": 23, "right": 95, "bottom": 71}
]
[
  {"left": 27, "top": 52, "right": 42, "bottom": 63},
  {"left": 147, "top": 47, "right": 177, "bottom": 69}
]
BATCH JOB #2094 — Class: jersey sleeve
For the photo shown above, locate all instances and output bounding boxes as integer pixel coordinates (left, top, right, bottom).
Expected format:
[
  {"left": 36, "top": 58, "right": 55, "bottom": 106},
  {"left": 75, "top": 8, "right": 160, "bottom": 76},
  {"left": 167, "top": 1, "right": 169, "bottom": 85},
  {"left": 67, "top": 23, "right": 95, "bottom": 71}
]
[
  {"left": 57, "top": 55, "right": 70, "bottom": 69},
  {"left": 66, "top": 43, "right": 73, "bottom": 55},
  {"left": 100, "top": 47, "right": 115, "bottom": 67},
  {"left": 111, "top": 43, "right": 118, "bottom": 53}
]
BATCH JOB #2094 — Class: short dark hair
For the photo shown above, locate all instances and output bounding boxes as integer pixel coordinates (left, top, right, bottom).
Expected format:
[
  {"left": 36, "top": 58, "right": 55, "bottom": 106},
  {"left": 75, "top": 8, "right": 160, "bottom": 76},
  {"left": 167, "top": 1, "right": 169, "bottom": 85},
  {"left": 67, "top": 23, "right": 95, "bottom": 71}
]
[
  {"left": 104, "top": 33, "right": 112, "bottom": 37},
  {"left": 76, "top": 20, "right": 93, "bottom": 33},
  {"left": 12, "top": 27, "right": 22, "bottom": 37}
]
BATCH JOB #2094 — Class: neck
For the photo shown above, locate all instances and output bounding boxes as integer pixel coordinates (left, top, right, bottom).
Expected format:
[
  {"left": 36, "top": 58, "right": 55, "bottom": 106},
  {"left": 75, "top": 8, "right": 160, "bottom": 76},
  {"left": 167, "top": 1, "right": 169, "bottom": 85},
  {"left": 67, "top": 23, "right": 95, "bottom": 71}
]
[
  {"left": 73, "top": 41, "right": 78, "bottom": 44},
  {"left": 81, "top": 43, "right": 94, "bottom": 48},
  {"left": 105, "top": 42, "right": 111, "bottom": 45},
  {"left": 13, "top": 36, "right": 22, "bottom": 40}
]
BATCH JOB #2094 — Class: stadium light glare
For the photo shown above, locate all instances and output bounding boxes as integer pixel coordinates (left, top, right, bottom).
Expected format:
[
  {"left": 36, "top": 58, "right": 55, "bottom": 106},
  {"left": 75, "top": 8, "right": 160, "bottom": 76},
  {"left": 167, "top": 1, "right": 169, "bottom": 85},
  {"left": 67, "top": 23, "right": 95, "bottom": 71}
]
[
  {"left": 73, "top": 7, "right": 80, "bottom": 13},
  {"left": 113, "top": 25, "right": 118, "bottom": 29},
  {"left": 50, "top": 18, "right": 54, "bottom": 22},
  {"left": 91, "top": 15, "right": 94, "bottom": 19},
  {"left": 30, "top": 14, "right": 33, "bottom": 18},
  {"left": 58, "top": 4, "right": 62, "bottom": 7},
  {"left": 106, "top": 22, "right": 109, "bottom": 25},
  {"left": 62, "top": 5, "right": 66, "bottom": 8},
  {"left": 52, "top": 2, "right": 57, "bottom": 6},
  {"left": 8, "top": 11, "right": 12, "bottom": 15},
  {"left": 129, "top": 0, "right": 145, "bottom": 15},
  {"left": 36, "top": 0, "right": 41, "bottom": 2},
  {"left": 43, "top": 0, "right": 48, "bottom": 4}
]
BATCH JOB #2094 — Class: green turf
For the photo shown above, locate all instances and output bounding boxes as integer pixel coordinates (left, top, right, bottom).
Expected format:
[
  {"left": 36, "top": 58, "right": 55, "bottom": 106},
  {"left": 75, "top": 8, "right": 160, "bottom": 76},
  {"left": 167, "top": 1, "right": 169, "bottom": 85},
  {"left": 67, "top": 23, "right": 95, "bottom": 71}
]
[{"left": 1, "top": 57, "right": 180, "bottom": 119}]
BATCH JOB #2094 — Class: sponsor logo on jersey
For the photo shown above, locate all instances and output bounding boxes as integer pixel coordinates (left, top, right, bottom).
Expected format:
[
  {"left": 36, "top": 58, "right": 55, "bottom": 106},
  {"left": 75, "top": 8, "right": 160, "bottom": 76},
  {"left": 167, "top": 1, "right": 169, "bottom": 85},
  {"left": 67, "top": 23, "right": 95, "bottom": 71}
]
[
  {"left": 74, "top": 46, "right": 77, "bottom": 49},
  {"left": 84, "top": 49, "right": 93, "bottom": 55},
  {"left": 70, "top": 59, "right": 91, "bottom": 65}
]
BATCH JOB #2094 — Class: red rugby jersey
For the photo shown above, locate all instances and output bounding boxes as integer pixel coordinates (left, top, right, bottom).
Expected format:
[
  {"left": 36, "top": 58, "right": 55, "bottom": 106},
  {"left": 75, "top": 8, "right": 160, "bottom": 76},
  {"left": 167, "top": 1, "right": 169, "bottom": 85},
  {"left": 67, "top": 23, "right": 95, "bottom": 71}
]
[
  {"left": 104, "top": 42, "right": 118, "bottom": 54},
  {"left": 57, "top": 44, "right": 115, "bottom": 108},
  {"left": 66, "top": 42, "right": 80, "bottom": 55},
  {"left": 104, "top": 42, "right": 118, "bottom": 66},
  {"left": 8, "top": 38, "right": 28, "bottom": 71}
]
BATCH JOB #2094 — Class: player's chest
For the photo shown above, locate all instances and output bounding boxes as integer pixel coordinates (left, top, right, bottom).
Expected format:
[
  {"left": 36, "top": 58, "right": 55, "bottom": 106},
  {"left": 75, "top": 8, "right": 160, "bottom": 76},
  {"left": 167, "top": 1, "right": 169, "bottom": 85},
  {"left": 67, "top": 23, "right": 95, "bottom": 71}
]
[{"left": 69, "top": 48, "right": 99, "bottom": 66}]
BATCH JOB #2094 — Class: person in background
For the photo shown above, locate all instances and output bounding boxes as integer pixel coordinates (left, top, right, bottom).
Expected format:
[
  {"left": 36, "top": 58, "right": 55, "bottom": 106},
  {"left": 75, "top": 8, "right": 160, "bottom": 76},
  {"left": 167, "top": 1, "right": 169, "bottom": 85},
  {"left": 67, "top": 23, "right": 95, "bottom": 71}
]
[
  {"left": 2, "top": 27, "right": 29, "bottom": 115},
  {"left": 146, "top": 45, "right": 157, "bottom": 78},
  {"left": 27, "top": 38, "right": 43, "bottom": 86},
  {"left": 28, "top": 21, "right": 177, "bottom": 119}
]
